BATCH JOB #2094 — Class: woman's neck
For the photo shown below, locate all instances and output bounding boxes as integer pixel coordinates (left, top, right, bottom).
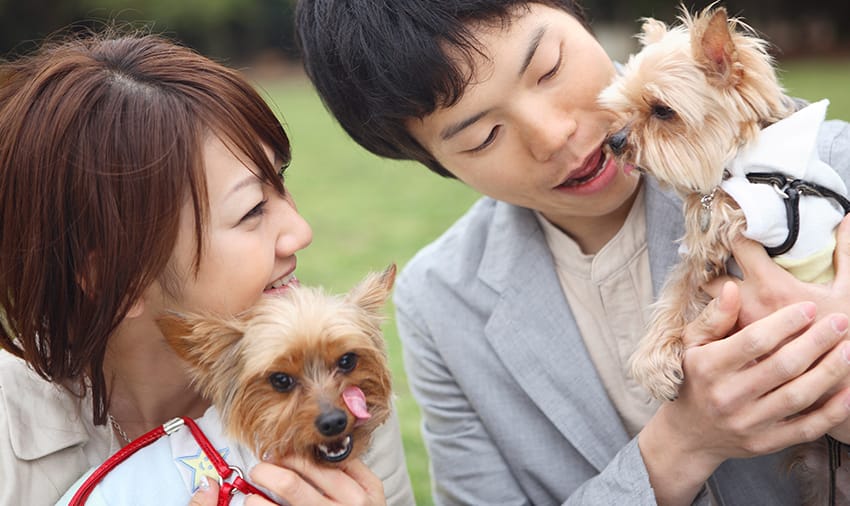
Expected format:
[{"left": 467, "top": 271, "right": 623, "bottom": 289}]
[{"left": 102, "top": 316, "right": 209, "bottom": 439}]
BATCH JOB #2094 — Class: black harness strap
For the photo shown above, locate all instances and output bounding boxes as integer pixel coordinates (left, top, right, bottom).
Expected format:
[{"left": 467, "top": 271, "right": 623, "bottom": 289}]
[{"left": 745, "top": 172, "right": 850, "bottom": 256}]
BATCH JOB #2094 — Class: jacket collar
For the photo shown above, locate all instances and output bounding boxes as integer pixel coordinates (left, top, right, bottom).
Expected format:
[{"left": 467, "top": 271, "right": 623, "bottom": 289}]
[
  {"left": 475, "top": 178, "right": 684, "bottom": 471},
  {"left": 0, "top": 351, "right": 94, "bottom": 460}
]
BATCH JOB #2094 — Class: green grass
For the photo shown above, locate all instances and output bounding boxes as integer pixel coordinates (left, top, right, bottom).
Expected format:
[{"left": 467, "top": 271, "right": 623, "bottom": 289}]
[{"left": 254, "top": 57, "right": 850, "bottom": 505}]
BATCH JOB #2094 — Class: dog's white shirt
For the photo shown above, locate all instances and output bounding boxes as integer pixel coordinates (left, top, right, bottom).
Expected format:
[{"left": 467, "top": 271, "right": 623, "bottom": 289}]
[
  {"left": 721, "top": 99, "right": 846, "bottom": 281},
  {"left": 56, "top": 407, "right": 269, "bottom": 506}
]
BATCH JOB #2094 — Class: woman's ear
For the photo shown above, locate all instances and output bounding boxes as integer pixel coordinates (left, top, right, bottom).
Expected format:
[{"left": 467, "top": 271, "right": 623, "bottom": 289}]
[{"left": 125, "top": 297, "right": 145, "bottom": 319}]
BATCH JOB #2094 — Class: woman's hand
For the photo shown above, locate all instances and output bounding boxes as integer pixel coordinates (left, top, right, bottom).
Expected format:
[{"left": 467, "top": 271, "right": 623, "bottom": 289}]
[
  {"left": 187, "top": 458, "right": 385, "bottom": 506},
  {"left": 246, "top": 457, "right": 385, "bottom": 506},
  {"left": 638, "top": 282, "right": 850, "bottom": 506}
]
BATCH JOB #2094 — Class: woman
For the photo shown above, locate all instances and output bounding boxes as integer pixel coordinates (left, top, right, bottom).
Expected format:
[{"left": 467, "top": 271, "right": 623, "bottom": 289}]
[
  {"left": 295, "top": 1, "right": 850, "bottom": 504},
  {"left": 0, "top": 28, "right": 412, "bottom": 505}
]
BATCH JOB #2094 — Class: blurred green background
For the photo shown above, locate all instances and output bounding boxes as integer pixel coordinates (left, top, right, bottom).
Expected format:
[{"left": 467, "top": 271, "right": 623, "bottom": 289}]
[{"left": 2, "top": 1, "right": 849, "bottom": 504}]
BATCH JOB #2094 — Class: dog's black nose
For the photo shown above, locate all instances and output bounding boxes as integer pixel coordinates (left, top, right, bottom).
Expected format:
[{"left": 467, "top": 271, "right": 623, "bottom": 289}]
[
  {"left": 315, "top": 408, "right": 348, "bottom": 436},
  {"left": 607, "top": 129, "right": 628, "bottom": 155}
]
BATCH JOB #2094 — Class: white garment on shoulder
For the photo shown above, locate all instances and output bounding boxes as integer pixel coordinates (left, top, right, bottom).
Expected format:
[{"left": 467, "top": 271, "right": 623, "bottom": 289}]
[{"left": 721, "top": 99, "right": 846, "bottom": 260}]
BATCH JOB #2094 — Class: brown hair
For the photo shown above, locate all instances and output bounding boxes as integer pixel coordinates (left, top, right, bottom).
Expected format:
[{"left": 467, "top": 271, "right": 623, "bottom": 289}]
[{"left": 0, "top": 27, "right": 291, "bottom": 424}]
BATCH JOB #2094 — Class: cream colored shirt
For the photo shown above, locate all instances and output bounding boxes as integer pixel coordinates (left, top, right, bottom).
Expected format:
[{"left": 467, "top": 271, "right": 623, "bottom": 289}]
[
  {"left": 536, "top": 184, "right": 660, "bottom": 437},
  {"left": 0, "top": 350, "right": 414, "bottom": 505}
]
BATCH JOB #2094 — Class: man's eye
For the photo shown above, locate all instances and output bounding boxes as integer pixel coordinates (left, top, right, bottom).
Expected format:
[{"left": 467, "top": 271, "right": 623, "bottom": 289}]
[
  {"left": 470, "top": 126, "right": 500, "bottom": 153},
  {"left": 539, "top": 53, "right": 562, "bottom": 83},
  {"left": 241, "top": 199, "right": 268, "bottom": 222}
]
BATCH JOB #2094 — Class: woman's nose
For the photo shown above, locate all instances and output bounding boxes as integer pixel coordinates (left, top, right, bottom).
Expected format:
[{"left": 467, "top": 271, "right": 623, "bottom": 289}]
[{"left": 273, "top": 195, "right": 313, "bottom": 256}]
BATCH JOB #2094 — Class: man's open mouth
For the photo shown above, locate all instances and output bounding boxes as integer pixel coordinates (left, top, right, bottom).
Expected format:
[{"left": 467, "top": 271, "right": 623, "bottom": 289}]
[{"left": 560, "top": 149, "right": 606, "bottom": 187}]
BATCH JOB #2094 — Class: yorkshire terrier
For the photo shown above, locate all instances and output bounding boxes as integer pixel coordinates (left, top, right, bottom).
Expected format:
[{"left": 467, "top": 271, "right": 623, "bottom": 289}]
[
  {"left": 64, "top": 266, "right": 395, "bottom": 504},
  {"left": 598, "top": 5, "right": 849, "bottom": 504}
]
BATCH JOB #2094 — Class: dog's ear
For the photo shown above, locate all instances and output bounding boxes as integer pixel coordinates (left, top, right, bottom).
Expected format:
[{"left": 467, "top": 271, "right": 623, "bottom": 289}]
[
  {"left": 345, "top": 263, "right": 397, "bottom": 317},
  {"left": 638, "top": 18, "right": 667, "bottom": 46},
  {"left": 691, "top": 6, "right": 742, "bottom": 87},
  {"left": 157, "top": 311, "right": 246, "bottom": 379}
]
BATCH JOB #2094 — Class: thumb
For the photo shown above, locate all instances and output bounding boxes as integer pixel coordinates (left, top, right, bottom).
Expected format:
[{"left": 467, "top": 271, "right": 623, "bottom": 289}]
[
  {"left": 684, "top": 281, "right": 741, "bottom": 348},
  {"left": 188, "top": 477, "right": 220, "bottom": 506}
]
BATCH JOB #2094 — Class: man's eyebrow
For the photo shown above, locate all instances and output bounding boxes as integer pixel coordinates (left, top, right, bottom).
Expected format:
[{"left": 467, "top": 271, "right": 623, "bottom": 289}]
[
  {"left": 439, "top": 25, "right": 547, "bottom": 142},
  {"left": 519, "top": 25, "right": 547, "bottom": 77},
  {"left": 440, "top": 109, "right": 491, "bottom": 141}
]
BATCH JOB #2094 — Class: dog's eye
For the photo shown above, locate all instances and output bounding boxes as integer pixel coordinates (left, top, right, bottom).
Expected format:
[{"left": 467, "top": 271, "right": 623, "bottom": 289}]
[
  {"left": 337, "top": 352, "right": 358, "bottom": 373},
  {"left": 268, "top": 372, "right": 296, "bottom": 392},
  {"left": 651, "top": 104, "right": 675, "bottom": 120}
]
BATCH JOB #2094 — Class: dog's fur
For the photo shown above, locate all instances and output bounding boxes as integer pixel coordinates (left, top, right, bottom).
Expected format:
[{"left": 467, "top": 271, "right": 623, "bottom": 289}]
[
  {"left": 598, "top": 6, "right": 845, "bottom": 504},
  {"left": 157, "top": 265, "right": 395, "bottom": 466}
]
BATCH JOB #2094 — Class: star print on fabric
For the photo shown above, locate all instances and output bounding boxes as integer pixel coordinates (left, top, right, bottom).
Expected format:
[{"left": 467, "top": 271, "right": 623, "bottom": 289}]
[{"left": 177, "top": 447, "right": 230, "bottom": 491}]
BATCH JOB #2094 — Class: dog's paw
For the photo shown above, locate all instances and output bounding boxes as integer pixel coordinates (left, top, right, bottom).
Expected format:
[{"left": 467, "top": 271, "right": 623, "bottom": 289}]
[{"left": 630, "top": 341, "right": 684, "bottom": 402}]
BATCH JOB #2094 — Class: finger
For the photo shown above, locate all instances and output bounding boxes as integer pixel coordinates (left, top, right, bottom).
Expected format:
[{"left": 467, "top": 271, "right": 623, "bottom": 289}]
[
  {"left": 730, "top": 237, "right": 786, "bottom": 281},
  {"left": 249, "top": 462, "right": 332, "bottom": 506},
  {"left": 744, "top": 314, "right": 848, "bottom": 403},
  {"left": 188, "top": 477, "right": 219, "bottom": 506},
  {"left": 340, "top": 459, "right": 385, "bottom": 502},
  {"left": 832, "top": 214, "right": 850, "bottom": 293},
  {"left": 754, "top": 387, "right": 850, "bottom": 454},
  {"left": 279, "top": 456, "right": 368, "bottom": 502},
  {"left": 716, "top": 301, "right": 817, "bottom": 370},
  {"left": 683, "top": 281, "right": 740, "bottom": 348}
]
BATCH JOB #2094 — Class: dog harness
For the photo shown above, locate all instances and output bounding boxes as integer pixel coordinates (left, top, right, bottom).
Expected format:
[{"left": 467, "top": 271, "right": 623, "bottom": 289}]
[
  {"left": 744, "top": 171, "right": 850, "bottom": 255},
  {"left": 68, "top": 417, "right": 272, "bottom": 506}
]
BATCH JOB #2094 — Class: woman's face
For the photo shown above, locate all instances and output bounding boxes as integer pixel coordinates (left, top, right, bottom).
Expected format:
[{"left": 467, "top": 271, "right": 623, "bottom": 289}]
[
  {"left": 407, "top": 3, "right": 640, "bottom": 231},
  {"left": 163, "top": 135, "right": 313, "bottom": 317}
]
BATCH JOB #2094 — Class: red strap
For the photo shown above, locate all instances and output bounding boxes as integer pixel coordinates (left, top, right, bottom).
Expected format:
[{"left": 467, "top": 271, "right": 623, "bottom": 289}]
[{"left": 69, "top": 417, "right": 272, "bottom": 505}]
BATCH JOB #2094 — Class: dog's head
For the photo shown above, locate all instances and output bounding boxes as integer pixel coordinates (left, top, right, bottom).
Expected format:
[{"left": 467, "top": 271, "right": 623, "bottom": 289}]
[
  {"left": 157, "top": 264, "right": 396, "bottom": 466},
  {"left": 598, "top": 5, "right": 794, "bottom": 195}
]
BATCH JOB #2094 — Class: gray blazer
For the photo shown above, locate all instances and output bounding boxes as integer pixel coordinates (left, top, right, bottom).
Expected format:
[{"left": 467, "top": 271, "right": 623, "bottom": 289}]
[{"left": 394, "top": 119, "right": 850, "bottom": 506}]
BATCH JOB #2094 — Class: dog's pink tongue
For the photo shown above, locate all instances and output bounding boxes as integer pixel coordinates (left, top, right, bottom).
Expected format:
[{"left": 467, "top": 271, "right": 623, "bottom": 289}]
[{"left": 343, "top": 386, "right": 371, "bottom": 421}]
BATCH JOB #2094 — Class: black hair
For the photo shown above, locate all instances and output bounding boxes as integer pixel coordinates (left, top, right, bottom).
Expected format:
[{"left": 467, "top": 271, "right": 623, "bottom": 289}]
[{"left": 296, "top": 0, "right": 587, "bottom": 178}]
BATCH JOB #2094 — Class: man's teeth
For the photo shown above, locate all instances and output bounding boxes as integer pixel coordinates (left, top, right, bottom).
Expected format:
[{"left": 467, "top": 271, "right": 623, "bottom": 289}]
[
  {"left": 564, "top": 155, "right": 606, "bottom": 187},
  {"left": 268, "top": 274, "right": 294, "bottom": 290}
]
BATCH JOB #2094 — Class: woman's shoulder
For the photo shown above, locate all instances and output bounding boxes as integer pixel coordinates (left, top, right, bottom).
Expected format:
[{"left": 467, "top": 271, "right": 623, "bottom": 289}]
[
  {"left": 0, "top": 349, "right": 90, "bottom": 459},
  {"left": 0, "top": 350, "right": 96, "bottom": 504}
]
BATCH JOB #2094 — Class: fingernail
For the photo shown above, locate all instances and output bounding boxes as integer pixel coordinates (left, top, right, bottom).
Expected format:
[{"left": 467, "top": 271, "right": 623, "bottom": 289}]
[
  {"left": 832, "top": 315, "right": 849, "bottom": 335},
  {"left": 198, "top": 476, "right": 210, "bottom": 491},
  {"left": 800, "top": 302, "right": 817, "bottom": 320}
]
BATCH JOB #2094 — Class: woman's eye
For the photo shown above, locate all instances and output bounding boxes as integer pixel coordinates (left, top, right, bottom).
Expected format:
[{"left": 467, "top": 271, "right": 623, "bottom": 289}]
[
  {"left": 278, "top": 163, "right": 288, "bottom": 183},
  {"left": 240, "top": 199, "right": 268, "bottom": 222},
  {"left": 470, "top": 126, "right": 500, "bottom": 153}
]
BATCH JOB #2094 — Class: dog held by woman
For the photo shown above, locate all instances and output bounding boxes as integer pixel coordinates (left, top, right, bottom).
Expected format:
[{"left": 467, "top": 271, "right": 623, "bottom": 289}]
[
  {"left": 599, "top": 6, "right": 850, "bottom": 505},
  {"left": 60, "top": 266, "right": 396, "bottom": 505}
]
